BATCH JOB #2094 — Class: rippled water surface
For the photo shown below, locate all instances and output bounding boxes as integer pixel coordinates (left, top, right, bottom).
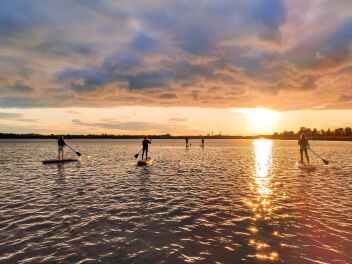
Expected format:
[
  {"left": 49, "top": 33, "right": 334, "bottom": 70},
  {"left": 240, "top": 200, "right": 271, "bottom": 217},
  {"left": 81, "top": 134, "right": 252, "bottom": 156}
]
[{"left": 0, "top": 139, "right": 351, "bottom": 264}]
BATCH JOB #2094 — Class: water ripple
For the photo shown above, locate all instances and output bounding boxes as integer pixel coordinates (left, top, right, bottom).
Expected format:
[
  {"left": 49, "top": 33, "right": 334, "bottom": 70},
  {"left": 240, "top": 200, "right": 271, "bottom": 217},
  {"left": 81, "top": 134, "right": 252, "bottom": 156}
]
[{"left": 0, "top": 139, "right": 351, "bottom": 263}]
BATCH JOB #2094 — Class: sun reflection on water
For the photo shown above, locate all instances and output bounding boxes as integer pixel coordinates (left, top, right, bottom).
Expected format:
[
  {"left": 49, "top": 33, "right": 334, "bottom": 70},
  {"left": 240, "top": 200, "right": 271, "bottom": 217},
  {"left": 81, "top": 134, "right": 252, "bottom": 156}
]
[
  {"left": 246, "top": 139, "right": 280, "bottom": 261},
  {"left": 254, "top": 139, "right": 273, "bottom": 196}
]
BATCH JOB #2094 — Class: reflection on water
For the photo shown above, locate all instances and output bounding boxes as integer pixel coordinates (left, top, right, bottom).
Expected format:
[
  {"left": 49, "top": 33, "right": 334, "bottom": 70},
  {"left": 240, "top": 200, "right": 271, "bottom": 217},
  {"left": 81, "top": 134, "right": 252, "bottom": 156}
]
[
  {"left": 254, "top": 139, "right": 272, "bottom": 195},
  {"left": 0, "top": 139, "right": 351, "bottom": 263},
  {"left": 246, "top": 139, "right": 279, "bottom": 261}
]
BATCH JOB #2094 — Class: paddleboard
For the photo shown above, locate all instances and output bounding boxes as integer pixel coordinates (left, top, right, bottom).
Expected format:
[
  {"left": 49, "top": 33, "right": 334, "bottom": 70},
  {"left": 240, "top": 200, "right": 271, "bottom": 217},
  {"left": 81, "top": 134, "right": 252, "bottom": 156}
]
[
  {"left": 296, "top": 162, "right": 316, "bottom": 171},
  {"left": 42, "top": 159, "right": 78, "bottom": 165},
  {"left": 137, "top": 158, "right": 153, "bottom": 166}
]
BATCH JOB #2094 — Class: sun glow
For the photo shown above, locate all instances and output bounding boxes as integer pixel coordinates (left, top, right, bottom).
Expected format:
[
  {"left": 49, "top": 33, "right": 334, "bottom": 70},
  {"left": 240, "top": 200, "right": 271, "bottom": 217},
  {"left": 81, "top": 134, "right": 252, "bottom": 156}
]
[{"left": 239, "top": 108, "right": 280, "bottom": 134}]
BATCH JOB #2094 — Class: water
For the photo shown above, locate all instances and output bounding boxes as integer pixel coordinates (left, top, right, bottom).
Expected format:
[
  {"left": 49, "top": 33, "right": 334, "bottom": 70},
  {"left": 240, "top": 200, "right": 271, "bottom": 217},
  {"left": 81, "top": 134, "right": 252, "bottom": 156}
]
[{"left": 0, "top": 139, "right": 351, "bottom": 264}]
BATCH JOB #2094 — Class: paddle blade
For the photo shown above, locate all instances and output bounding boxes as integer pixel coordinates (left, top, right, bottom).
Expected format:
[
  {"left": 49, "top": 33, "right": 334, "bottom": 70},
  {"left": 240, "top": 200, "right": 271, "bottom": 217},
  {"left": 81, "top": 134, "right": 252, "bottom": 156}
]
[
  {"left": 76, "top": 152, "right": 81, "bottom": 157},
  {"left": 322, "top": 159, "right": 329, "bottom": 165},
  {"left": 134, "top": 153, "right": 139, "bottom": 159}
]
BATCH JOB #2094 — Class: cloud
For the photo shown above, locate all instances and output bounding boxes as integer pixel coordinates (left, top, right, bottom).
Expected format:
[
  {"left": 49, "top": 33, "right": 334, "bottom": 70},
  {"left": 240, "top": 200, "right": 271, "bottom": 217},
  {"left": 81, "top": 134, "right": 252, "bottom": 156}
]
[
  {"left": 0, "top": 1, "right": 351, "bottom": 110},
  {"left": 0, "top": 112, "right": 21, "bottom": 119},
  {"left": 339, "top": 94, "right": 352, "bottom": 102},
  {"left": 0, "top": 111, "right": 36, "bottom": 122},
  {"left": 159, "top": 93, "right": 177, "bottom": 99},
  {"left": 318, "top": 18, "right": 352, "bottom": 64},
  {"left": 71, "top": 118, "right": 197, "bottom": 134},
  {"left": 169, "top": 117, "right": 188, "bottom": 123},
  {"left": 131, "top": 32, "right": 159, "bottom": 52},
  {"left": 65, "top": 110, "right": 80, "bottom": 115},
  {"left": 0, "top": 97, "right": 56, "bottom": 108},
  {"left": 0, "top": 82, "right": 34, "bottom": 95},
  {"left": 34, "top": 41, "right": 96, "bottom": 57}
]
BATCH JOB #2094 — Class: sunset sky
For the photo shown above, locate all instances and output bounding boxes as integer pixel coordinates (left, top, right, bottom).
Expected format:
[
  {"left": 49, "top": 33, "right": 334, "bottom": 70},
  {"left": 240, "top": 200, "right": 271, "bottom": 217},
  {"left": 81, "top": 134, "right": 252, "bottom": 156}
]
[{"left": 1, "top": 0, "right": 352, "bottom": 135}]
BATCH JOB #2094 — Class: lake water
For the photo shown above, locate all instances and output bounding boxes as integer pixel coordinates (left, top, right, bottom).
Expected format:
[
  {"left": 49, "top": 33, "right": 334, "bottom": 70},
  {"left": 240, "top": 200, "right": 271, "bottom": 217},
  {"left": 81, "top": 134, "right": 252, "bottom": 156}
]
[{"left": 0, "top": 139, "right": 351, "bottom": 264}]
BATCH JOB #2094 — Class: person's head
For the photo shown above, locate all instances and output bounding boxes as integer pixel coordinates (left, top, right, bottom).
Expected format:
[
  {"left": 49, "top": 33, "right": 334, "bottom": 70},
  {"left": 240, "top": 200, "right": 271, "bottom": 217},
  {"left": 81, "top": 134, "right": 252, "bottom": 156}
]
[{"left": 144, "top": 136, "right": 147, "bottom": 139}]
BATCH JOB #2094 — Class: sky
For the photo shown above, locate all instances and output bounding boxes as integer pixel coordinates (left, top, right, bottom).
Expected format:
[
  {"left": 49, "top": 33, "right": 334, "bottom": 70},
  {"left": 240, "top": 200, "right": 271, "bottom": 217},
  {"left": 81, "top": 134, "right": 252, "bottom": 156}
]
[{"left": 1, "top": 0, "right": 352, "bottom": 135}]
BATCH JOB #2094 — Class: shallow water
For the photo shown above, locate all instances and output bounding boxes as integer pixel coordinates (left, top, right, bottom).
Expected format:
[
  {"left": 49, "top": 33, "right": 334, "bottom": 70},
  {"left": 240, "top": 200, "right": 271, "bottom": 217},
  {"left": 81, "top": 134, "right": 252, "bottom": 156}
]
[{"left": 0, "top": 139, "right": 351, "bottom": 264}]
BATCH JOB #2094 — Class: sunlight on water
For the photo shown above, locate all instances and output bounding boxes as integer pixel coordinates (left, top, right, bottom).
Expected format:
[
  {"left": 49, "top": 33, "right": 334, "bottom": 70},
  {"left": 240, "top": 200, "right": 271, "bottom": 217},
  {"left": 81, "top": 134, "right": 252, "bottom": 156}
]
[
  {"left": 246, "top": 139, "right": 279, "bottom": 261},
  {"left": 254, "top": 139, "right": 272, "bottom": 196},
  {"left": 0, "top": 139, "right": 351, "bottom": 263}
]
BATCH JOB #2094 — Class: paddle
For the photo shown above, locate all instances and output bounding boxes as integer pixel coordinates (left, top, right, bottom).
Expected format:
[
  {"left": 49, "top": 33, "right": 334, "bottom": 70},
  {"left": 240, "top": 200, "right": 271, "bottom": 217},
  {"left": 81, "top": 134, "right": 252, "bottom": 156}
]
[
  {"left": 134, "top": 148, "right": 142, "bottom": 159},
  {"left": 65, "top": 143, "right": 81, "bottom": 157},
  {"left": 309, "top": 146, "right": 329, "bottom": 165}
]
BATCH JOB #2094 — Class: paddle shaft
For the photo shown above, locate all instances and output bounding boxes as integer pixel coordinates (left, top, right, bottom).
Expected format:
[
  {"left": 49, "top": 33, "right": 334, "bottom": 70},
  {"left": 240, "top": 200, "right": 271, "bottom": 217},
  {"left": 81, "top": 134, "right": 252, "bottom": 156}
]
[
  {"left": 135, "top": 148, "right": 143, "bottom": 158},
  {"left": 65, "top": 143, "right": 81, "bottom": 156},
  {"left": 308, "top": 147, "right": 328, "bottom": 164}
]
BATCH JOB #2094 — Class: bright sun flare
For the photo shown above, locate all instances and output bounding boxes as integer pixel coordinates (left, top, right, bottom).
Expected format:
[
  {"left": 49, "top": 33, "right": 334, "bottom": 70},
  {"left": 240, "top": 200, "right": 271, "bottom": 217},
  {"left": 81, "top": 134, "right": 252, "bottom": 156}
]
[{"left": 239, "top": 108, "right": 280, "bottom": 134}]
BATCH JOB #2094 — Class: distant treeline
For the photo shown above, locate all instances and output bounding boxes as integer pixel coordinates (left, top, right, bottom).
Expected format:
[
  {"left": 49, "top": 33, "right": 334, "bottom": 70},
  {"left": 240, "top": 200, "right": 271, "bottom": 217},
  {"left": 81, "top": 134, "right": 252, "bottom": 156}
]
[
  {"left": 0, "top": 133, "right": 252, "bottom": 140},
  {"left": 1, "top": 126, "right": 352, "bottom": 141},
  {"left": 0, "top": 133, "right": 166, "bottom": 139},
  {"left": 269, "top": 127, "right": 352, "bottom": 141}
]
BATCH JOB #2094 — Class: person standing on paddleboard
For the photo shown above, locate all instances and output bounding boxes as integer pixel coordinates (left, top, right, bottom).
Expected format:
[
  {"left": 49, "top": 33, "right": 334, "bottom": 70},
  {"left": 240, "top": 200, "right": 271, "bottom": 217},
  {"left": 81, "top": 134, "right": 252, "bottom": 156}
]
[
  {"left": 185, "top": 137, "right": 189, "bottom": 148},
  {"left": 201, "top": 137, "right": 205, "bottom": 148},
  {"left": 142, "top": 136, "right": 151, "bottom": 160},
  {"left": 58, "top": 136, "right": 66, "bottom": 161},
  {"left": 298, "top": 131, "right": 310, "bottom": 164}
]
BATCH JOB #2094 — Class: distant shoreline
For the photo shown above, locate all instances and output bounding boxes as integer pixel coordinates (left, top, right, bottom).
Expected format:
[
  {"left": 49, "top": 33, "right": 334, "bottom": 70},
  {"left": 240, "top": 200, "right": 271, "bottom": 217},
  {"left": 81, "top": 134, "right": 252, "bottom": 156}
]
[{"left": 1, "top": 133, "right": 352, "bottom": 142}]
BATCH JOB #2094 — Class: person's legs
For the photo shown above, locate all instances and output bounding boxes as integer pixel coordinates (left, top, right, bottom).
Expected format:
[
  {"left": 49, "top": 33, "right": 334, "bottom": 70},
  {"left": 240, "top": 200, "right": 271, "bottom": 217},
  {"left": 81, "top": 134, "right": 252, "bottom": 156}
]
[
  {"left": 304, "top": 148, "right": 310, "bottom": 164},
  {"left": 142, "top": 148, "right": 146, "bottom": 160},
  {"left": 58, "top": 147, "right": 63, "bottom": 160},
  {"left": 300, "top": 148, "right": 304, "bottom": 163},
  {"left": 145, "top": 148, "right": 148, "bottom": 159}
]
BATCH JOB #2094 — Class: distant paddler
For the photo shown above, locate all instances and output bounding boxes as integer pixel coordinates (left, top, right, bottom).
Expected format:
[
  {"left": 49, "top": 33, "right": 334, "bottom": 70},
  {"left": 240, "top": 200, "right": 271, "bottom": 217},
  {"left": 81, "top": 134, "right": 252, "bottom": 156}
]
[
  {"left": 201, "top": 137, "right": 205, "bottom": 148},
  {"left": 58, "top": 136, "right": 66, "bottom": 160},
  {"left": 185, "top": 137, "right": 189, "bottom": 148},
  {"left": 142, "top": 136, "right": 152, "bottom": 160},
  {"left": 298, "top": 131, "right": 310, "bottom": 164}
]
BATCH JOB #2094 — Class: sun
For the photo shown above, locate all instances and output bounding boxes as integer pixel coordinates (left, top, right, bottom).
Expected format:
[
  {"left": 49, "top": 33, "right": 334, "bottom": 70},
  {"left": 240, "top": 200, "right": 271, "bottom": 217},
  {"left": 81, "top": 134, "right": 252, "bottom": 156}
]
[{"left": 239, "top": 108, "right": 280, "bottom": 134}]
